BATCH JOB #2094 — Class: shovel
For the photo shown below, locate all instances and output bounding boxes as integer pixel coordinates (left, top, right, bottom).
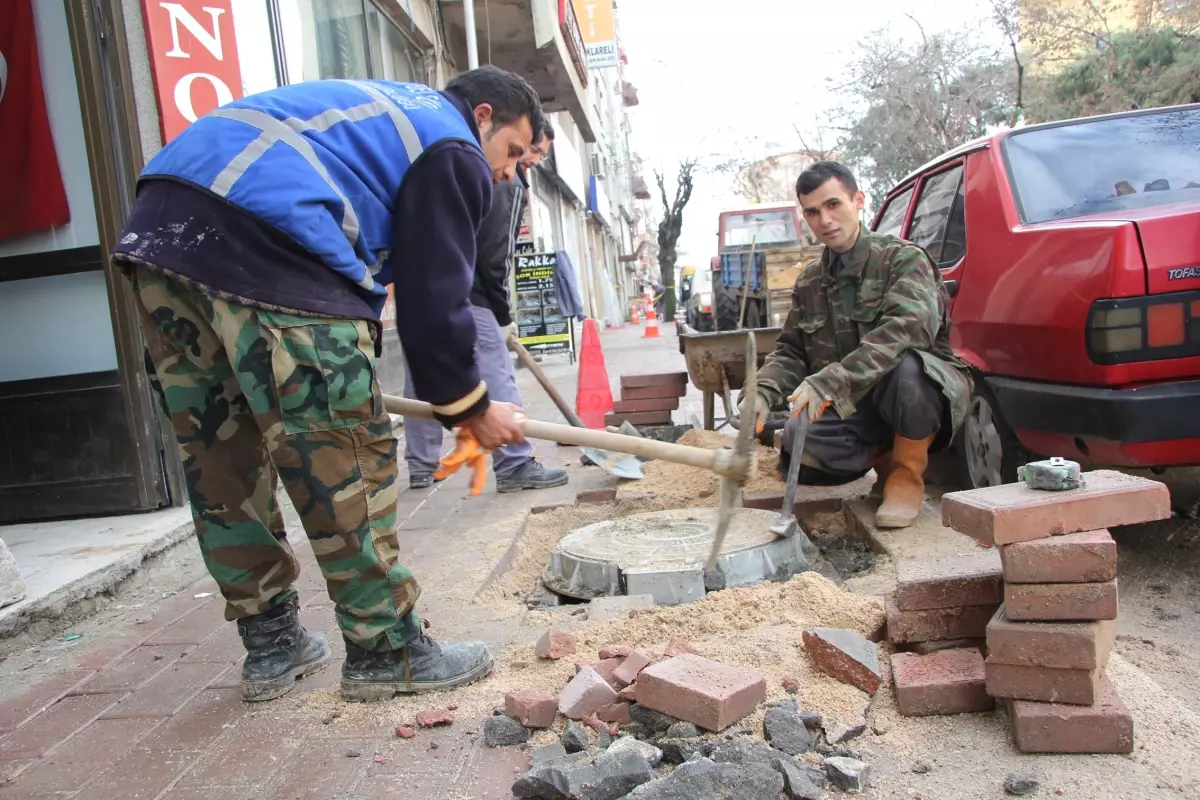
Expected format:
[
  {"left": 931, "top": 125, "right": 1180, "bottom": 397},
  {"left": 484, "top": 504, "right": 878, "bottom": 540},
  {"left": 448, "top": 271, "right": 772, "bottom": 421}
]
[
  {"left": 506, "top": 334, "right": 644, "bottom": 480},
  {"left": 769, "top": 408, "right": 821, "bottom": 560}
]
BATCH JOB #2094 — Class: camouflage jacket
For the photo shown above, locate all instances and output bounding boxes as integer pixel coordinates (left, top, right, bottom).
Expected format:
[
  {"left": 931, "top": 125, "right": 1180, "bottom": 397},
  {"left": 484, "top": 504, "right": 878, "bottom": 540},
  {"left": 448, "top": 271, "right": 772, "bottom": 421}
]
[{"left": 754, "top": 229, "right": 973, "bottom": 433}]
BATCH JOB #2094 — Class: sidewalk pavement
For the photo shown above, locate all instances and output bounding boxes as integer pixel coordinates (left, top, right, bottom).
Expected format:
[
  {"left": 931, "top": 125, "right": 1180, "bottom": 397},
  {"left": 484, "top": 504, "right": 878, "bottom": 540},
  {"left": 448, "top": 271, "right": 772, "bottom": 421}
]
[{"left": 0, "top": 320, "right": 690, "bottom": 800}]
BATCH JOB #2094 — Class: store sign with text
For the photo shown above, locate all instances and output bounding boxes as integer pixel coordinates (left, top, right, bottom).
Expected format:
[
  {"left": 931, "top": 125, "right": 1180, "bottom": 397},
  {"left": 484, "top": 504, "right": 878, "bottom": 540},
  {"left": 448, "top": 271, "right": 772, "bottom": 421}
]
[
  {"left": 576, "top": 0, "right": 618, "bottom": 69},
  {"left": 141, "top": 0, "right": 244, "bottom": 142},
  {"left": 515, "top": 253, "right": 572, "bottom": 356}
]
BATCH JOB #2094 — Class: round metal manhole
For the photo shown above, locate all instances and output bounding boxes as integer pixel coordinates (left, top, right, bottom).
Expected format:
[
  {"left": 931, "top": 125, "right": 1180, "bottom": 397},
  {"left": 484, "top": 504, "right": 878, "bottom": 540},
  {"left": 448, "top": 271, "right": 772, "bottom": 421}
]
[{"left": 543, "top": 508, "right": 813, "bottom": 605}]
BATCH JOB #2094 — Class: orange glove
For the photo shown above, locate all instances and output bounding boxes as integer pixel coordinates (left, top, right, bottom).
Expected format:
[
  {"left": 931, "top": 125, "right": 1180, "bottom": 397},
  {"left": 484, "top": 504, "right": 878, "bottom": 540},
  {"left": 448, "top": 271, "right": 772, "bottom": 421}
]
[
  {"left": 433, "top": 427, "right": 490, "bottom": 496},
  {"left": 787, "top": 379, "right": 833, "bottom": 421}
]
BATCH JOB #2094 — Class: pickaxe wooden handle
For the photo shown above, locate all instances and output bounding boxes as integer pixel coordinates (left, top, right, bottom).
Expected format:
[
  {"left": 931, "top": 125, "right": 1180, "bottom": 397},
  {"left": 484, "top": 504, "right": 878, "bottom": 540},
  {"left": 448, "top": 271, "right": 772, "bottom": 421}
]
[{"left": 382, "top": 395, "right": 749, "bottom": 480}]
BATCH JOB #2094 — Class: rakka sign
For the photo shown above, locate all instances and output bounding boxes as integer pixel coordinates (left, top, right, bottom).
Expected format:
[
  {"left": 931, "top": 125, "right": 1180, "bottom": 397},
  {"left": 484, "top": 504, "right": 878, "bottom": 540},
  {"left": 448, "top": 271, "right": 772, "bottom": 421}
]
[{"left": 141, "top": 1, "right": 243, "bottom": 143}]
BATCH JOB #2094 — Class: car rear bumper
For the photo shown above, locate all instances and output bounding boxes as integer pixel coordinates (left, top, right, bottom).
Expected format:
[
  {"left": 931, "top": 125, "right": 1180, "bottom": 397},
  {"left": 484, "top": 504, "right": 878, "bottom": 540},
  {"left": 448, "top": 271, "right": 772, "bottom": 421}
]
[{"left": 987, "top": 375, "right": 1200, "bottom": 467}]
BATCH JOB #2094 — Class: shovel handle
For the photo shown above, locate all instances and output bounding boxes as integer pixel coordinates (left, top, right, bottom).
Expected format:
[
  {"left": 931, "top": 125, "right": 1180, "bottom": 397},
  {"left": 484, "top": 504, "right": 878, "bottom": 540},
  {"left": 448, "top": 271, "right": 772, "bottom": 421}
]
[
  {"left": 506, "top": 335, "right": 588, "bottom": 429},
  {"left": 383, "top": 395, "right": 746, "bottom": 478}
]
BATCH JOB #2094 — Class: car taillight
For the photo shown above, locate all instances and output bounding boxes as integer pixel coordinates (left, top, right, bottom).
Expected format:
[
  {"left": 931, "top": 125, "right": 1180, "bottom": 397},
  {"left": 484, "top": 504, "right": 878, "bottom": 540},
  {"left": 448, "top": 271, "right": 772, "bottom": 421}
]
[{"left": 1087, "top": 291, "right": 1200, "bottom": 364}]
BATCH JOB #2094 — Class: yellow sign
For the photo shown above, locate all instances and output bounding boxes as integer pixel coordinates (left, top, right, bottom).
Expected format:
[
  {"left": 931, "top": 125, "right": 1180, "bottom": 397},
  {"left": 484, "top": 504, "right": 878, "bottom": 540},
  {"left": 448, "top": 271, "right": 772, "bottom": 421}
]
[{"left": 575, "top": 0, "right": 617, "bottom": 68}]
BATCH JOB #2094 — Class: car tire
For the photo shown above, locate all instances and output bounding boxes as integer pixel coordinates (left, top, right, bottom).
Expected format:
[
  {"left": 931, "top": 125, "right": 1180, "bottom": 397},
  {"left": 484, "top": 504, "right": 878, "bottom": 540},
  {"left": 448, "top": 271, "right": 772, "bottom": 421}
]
[{"left": 956, "top": 379, "right": 1028, "bottom": 489}]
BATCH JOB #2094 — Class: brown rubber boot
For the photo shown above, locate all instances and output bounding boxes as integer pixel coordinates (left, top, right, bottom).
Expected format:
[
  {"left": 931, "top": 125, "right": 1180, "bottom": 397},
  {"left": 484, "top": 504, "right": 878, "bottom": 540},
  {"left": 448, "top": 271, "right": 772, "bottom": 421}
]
[{"left": 875, "top": 435, "right": 934, "bottom": 529}]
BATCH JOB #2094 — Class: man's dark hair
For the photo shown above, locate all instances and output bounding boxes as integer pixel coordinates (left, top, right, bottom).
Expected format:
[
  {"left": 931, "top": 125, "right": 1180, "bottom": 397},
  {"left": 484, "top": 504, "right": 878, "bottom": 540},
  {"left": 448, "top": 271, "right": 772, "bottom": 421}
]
[
  {"left": 446, "top": 66, "right": 544, "bottom": 133},
  {"left": 795, "top": 161, "right": 859, "bottom": 198},
  {"left": 536, "top": 122, "right": 556, "bottom": 144}
]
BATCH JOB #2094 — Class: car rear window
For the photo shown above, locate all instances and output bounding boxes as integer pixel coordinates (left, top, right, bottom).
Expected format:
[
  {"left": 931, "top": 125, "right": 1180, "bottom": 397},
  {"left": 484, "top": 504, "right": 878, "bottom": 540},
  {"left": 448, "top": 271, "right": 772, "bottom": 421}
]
[{"left": 1004, "top": 107, "right": 1200, "bottom": 223}]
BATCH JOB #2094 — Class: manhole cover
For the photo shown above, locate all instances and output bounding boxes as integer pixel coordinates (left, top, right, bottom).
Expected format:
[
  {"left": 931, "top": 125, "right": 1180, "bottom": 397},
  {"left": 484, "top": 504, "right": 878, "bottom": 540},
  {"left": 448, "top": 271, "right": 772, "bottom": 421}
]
[{"left": 543, "top": 508, "right": 813, "bottom": 605}]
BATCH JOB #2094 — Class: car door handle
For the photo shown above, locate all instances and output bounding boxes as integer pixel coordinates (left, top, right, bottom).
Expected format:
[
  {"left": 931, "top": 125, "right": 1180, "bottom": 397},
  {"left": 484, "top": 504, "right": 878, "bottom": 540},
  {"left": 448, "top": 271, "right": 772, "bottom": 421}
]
[{"left": 944, "top": 279, "right": 959, "bottom": 297}]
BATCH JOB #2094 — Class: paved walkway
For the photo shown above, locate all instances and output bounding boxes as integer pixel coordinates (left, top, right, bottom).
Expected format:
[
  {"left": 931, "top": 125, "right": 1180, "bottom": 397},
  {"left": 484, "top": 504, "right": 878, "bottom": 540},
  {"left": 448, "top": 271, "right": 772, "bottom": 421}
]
[{"left": 0, "top": 322, "right": 689, "bottom": 799}]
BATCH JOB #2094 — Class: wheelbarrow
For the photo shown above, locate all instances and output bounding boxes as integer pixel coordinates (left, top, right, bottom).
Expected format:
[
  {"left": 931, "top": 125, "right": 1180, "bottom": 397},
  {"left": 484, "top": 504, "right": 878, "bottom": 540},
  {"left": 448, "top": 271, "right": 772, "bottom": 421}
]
[{"left": 678, "top": 325, "right": 781, "bottom": 432}]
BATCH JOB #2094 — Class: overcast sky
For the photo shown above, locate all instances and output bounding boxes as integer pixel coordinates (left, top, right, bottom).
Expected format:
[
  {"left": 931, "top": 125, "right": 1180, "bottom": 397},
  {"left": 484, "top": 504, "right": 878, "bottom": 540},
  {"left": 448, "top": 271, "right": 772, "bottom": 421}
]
[{"left": 616, "top": 0, "right": 998, "bottom": 263}]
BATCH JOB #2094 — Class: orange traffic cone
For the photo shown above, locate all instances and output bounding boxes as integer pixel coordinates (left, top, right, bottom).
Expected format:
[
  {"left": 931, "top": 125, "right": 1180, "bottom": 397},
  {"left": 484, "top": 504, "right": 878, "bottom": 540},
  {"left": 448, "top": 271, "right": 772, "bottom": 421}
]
[
  {"left": 642, "top": 306, "right": 660, "bottom": 338},
  {"left": 630, "top": 303, "right": 639, "bottom": 325},
  {"left": 576, "top": 318, "right": 614, "bottom": 428}
]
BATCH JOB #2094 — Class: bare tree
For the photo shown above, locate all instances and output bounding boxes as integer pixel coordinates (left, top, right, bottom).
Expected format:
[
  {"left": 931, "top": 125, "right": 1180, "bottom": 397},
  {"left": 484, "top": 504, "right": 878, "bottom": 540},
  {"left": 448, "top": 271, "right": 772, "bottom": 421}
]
[{"left": 655, "top": 159, "right": 698, "bottom": 321}]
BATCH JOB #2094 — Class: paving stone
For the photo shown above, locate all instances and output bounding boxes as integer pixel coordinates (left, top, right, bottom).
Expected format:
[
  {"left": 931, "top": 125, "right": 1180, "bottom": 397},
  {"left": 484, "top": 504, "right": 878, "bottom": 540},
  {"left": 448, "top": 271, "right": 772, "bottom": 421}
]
[
  {"left": 97, "top": 662, "right": 226, "bottom": 720},
  {"left": 1004, "top": 580, "right": 1119, "bottom": 622},
  {"left": 587, "top": 595, "right": 657, "bottom": 622},
  {"left": 617, "top": 684, "right": 638, "bottom": 701},
  {"left": 891, "top": 649, "right": 993, "bottom": 717},
  {"left": 613, "top": 397, "right": 680, "bottom": 413},
  {"left": 941, "top": 470, "right": 1170, "bottom": 545},
  {"left": 986, "top": 604, "right": 1116, "bottom": 670},
  {"left": 626, "top": 760, "right": 784, "bottom": 800},
  {"left": 577, "top": 488, "right": 619, "bottom": 504},
  {"left": 774, "top": 758, "right": 827, "bottom": 800},
  {"left": 1009, "top": 677, "right": 1133, "bottom": 754},
  {"left": 537, "top": 629, "right": 578, "bottom": 659},
  {"left": 636, "top": 654, "right": 766, "bottom": 732},
  {"left": 4, "top": 717, "right": 160, "bottom": 795},
  {"left": 0, "top": 670, "right": 95, "bottom": 730},
  {"left": 606, "top": 735, "right": 663, "bottom": 767},
  {"left": 606, "top": 410, "right": 673, "bottom": 427},
  {"left": 985, "top": 659, "right": 1102, "bottom": 705},
  {"left": 762, "top": 707, "right": 816, "bottom": 755},
  {"left": 599, "top": 644, "right": 632, "bottom": 660},
  {"left": 825, "top": 756, "right": 871, "bottom": 793},
  {"left": 484, "top": 715, "right": 531, "bottom": 747},
  {"left": 613, "top": 651, "right": 653, "bottom": 687},
  {"left": 620, "top": 372, "right": 688, "bottom": 389},
  {"left": 505, "top": 690, "right": 559, "bottom": 728},
  {"left": 663, "top": 636, "right": 698, "bottom": 658},
  {"left": 73, "top": 746, "right": 200, "bottom": 800},
  {"left": 576, "top": 658, "right": 625, "bottom": 688},
  {"left": 906, "top": 638, "right": 986, "bottom": 655},
  {"left": 0, "top": 693, "right": 120, "bottom": 760},
  {"left": 886, "top": 596, "right": 998, "bottom": 644},
  {"left": 801, "top": 627, "right": 882, "bottom": 695},
  {"left": 894, "top": 552, "right": 1003, "bottom": 611},
  {"left": 70, "top": 645, "right": 191, "bottom": 694},
  {"left": 143, "top": 606, "right": 228, "bottom": 646},
  {"left": 262, "top": 736, "right": 382, "bottom": 799},
  {"left": 532, "top": 501, "right": 574, "bottom": 515},
  {"left": 1001, "top": 529, "right": 1118, "bottom": 584},
  {"left": 664, "top": 721, "right": 699, "bottom": 739},
  {"left": 560, "top": 667, "right": 619, "bottom": 720},
  {"left": 620, "top": 384, "right": 687, "bottom": 400},
  {"left": 596, "top": 702, "right": 633, "bottom": 725}
]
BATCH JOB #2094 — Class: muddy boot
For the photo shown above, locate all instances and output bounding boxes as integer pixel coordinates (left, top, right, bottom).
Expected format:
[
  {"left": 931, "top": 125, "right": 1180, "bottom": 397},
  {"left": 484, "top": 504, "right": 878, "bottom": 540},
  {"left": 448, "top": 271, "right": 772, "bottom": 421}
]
[
  {"left": 340, "top": 630, "right": 493, "bottom": 702},
  {"left": 409, "top": 472, "right": 443, "bottom": 489},
  {"left": 875, "top": 435, "right": 934, "bottom": 529},
  {"left": 496, "top": 458, "right": 569, "bottom": 494},
  {"left": 237, "top": 595, "right": 330, "bottom": 702}
]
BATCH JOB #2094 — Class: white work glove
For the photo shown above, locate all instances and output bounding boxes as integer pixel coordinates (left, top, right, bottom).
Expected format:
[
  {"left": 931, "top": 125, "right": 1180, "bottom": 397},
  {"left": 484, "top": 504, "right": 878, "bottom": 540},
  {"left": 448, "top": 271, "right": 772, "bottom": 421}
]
[
  {"left": 788, "top": 378, "right": 833, "bottom": 422},
  {"left": 749, "top": 392, "right": 771, "bottom": 434},
  {"left": 500, "top": 322, "right": 517, "bottom": 344}
]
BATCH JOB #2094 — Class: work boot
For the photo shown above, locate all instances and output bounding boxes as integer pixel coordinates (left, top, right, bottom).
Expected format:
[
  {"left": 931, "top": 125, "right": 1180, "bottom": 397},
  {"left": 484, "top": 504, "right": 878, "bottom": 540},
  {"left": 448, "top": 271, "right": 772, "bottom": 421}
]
[
  {"left": 875, "top": 435, "right": 934, "bottom": 529},
  {"left": 496, "top": 458, "right": 569, "bottom": 493},
  {"left": 340, "top": 629, "right": 493, "bottom": 702},
  {"left": 237, "top": 595, "right": 330, "bottom": 702},
  {"left": 409, "top": 472, "right": 442, "bottom": 489}
]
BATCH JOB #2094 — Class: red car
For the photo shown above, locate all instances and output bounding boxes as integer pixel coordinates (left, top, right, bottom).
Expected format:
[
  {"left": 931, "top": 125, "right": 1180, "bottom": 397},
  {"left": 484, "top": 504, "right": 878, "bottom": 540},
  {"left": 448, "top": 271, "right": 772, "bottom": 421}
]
[{"left": 871, "top": 104, "right": 1200, "bottom": 488}]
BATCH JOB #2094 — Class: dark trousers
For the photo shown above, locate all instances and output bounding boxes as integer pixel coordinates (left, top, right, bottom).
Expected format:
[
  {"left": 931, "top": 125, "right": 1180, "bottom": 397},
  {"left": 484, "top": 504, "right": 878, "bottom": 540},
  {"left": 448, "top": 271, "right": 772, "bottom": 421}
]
[{"left": 779, "top": 353, "right": 945, "bottom": 485}]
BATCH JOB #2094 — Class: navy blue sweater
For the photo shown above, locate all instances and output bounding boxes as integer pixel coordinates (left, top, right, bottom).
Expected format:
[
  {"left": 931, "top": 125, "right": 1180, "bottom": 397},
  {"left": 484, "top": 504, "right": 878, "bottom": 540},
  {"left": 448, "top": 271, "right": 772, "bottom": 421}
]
[{"left": 113, "top": 90, "right": 494, "bottom": 426}]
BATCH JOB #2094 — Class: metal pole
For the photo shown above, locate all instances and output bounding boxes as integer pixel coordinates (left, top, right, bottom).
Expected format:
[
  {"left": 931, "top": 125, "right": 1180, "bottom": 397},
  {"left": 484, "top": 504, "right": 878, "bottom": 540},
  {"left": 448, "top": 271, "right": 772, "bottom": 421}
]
[{"left": 463, "top": 0, "right": 480, "bottom": 68}]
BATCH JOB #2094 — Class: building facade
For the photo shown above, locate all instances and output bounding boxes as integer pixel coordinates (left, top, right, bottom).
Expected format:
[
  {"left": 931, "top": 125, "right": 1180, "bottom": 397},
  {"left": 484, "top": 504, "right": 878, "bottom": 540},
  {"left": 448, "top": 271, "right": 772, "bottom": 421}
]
[{"left": 0, "top": 0, "right": 644, "bottom": 523}]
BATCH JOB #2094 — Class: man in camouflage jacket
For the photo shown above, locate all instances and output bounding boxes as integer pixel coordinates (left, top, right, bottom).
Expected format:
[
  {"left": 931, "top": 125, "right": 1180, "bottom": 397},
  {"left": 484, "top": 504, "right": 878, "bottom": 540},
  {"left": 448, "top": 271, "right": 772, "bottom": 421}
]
[{"left": 747, "top": 162, "right": 972, "bottom": 528}]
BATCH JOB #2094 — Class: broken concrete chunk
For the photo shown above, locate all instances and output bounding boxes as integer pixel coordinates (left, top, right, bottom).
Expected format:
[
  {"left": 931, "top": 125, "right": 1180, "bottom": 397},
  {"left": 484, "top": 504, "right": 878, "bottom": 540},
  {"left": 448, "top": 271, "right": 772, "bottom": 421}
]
[
  {"left": 560, "top": 667, "right": 620, "bottom": 719},
  {"left": 707, "top": 737, "right": 784, "bottom": 768},
  {"left": 562, "top": 720, "right": 591, "bottom": 753},
  {"left": 537, "top": 629, "right": 578, "bottom": 660},
  {"left": 505, "top": 690, "right": 558, "bottom": 728},
  {"left": 587, "top": 594, "right": 656, "bottom": 622},
  {"left": 628, "top": 703, "right": 678, "bottom": 732},
  {"left": 762, "top": 707, "right": 816, "bottom": 756},
  {"left": 531, "top": 743, "right": 569, "bottom": 766},
  {"left": 1004, "top": 773, "right": 1040, "bottom": 796},
  {"left": 483, "top": 715, "right": 530, "bottom": 747},
  {"left": 0, "top": 539, "right": 27, "bottom": 609},
  {"left": 774, "top": 758, "right": 827, "bottom": 800},
  {"left": 802, "top": 627, "right": 882, "bottom": 695},
  {"left": 664, "top": 721, "right": 700, "bottom": 739},
  {"left": 511, "top": 749, "right": 597, "bottom": 798},
  {"left": 415, "top": 708, "right": 454, "bottom": 727},
  {"left": 613, "top": 650, "right": 653, "bottom": 687},
  {"left": 606, "top": 735, "right": 663, "bottom": 767},
  {"left": 825, "top": 756, "right": 870, "bottom": 793},
  {"left": 656, "top": 737, "right": 709, "bottom": 765},
  {"left": 626, "top": 761, "right": 784, "bottom": 799},
  {"left": 574, "top": 749, "right": 655, "bottom": 799}
]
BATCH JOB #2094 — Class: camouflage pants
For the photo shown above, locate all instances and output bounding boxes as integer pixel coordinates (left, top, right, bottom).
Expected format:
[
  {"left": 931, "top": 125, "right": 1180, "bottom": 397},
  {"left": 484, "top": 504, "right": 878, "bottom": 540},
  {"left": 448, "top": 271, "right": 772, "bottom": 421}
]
[{"left": 132, "top": 266, "right": 420, "bottom": 651}]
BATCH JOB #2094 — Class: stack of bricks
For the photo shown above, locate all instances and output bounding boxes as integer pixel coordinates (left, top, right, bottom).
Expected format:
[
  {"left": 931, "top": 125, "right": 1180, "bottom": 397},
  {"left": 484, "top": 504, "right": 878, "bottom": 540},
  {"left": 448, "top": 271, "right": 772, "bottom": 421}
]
[
  {"left": 606, "top": 371, "right": 687, "bottom": 428},
  {"left": 941, "top": 470, "right": 1171, "bottom": 755},
  {"left": 887, "top": 552, "right": 1002, "bottom": 717}
]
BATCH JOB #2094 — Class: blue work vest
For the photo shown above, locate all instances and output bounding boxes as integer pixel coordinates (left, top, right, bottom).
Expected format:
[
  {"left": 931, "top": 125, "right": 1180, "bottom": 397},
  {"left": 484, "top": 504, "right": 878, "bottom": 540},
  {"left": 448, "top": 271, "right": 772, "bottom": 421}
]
[{"left": 140, "top": 80, "right": 481, "bottom": 303}]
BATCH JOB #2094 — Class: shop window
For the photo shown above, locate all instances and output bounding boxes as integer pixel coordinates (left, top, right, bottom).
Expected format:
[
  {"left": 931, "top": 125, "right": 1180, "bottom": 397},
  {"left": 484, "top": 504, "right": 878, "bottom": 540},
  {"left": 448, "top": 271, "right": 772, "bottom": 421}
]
[
  {"left": 231, "top": 0, "right": 280, "bottom": 95},
  {"left": 366, "top": 3, "right": 426, "bottom": 83},
  {"left": 277, "top": 0, "right": 371, "bottom": 84}
]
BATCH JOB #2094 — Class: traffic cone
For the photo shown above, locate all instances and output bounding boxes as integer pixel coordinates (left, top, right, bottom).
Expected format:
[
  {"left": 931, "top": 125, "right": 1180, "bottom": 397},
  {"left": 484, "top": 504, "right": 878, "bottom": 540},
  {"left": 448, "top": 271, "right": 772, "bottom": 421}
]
[
  {"left": 642, "top": 306, "right": 660, "bottom": 338},
  {"left": 630, "top": 303, "right": 639, "bottom": 325},
  {"left": 575, "top": 318, "right": 614, "bottom": 429}
]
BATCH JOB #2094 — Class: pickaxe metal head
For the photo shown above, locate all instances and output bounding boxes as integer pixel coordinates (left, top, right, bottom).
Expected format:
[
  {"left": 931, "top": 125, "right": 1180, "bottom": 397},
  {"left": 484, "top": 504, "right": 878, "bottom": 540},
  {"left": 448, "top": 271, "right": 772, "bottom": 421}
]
[{"left": 705, "top": 332, "right": 757, "bottom": 572}]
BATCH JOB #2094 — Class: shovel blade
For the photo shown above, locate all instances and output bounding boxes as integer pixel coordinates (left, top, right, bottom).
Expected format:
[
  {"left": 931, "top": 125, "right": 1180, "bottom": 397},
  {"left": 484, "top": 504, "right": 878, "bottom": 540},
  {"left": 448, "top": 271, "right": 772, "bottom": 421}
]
[
  {"left": 770, "top": 516, "right": 798, "bottom": 539},
  {"left": 582, "top": 447, "right": 644, "bottom": 480}
]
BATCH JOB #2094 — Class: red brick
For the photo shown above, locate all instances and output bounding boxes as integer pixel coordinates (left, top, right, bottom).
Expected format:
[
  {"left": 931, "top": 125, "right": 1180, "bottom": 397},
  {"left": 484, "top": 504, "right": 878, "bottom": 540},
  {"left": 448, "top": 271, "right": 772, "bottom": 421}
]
[
  {"left": 663, "top": 636, "right": 698, "bottom": 658},
  {"left": 906, "top": 638, "right": 986, "bottom": 656},
  {"left": 98, "top": 662, "right": 227, "bottom": 719},
  {"left": 1009, "top": 677, "right": 1133, "bottom": 754},
  {"left": 941, "top": 470, "right": 1169, "bottom": 545},
  {"left": 596, "top": 702, "right": 633, "bottom": 725},
  {"left": 2, "top": 717, "right": 160, "bottom": 795},
  {"left": 175, "top": 718, "right": 297, "bottom": 788},
  {"left": 894, "top": 552, "right": 1003, "bottom": 611},
  {"left": 265, "top": 735, "right": 385, "bottom": 799},
  {"left": 986, "top": 605, "right": 1116, "bottom": 670},
  {"left": 70, "top": 645, "right": 191, "bottom": 694},
  {"left": 558, "top": 666, "right": 618, "bottom": 719},
  {"left": 576, "top": 488, "right": 618, "bottom": 504},
  {"left": 504, "top": 690, "right": 558, "bottom": 728},
  {"left": 1004, "top": 580, "right": 1118, "bottom": 622},
  {"left": 612, "top": 650, "right": 653, "bottom": 687},
  {"left": 801, "top": 628, "right": 882, "bottom": 695},
  {"left": 178, "top": 624, "right": 245, "bottom": 663},
  {"left": 885, "top": 596, "right": 997, "bottom": 644},
  {"left": 71, "top": 635, "right": 146, "bottom": 671},
  {"left": 985, "top": 659, "right": 1101, "bottom": 705},
  {"left": 81, "top": 747, "right": 200, "bottom": 800},
  {"left": 416, "top": 708, "right": 454, "bottom": 727},
  {"left": 535, "top": 629, "right": 576, "bottom": 660},
  {"left": 605, "top": 411, "right": 673, "bottom": 427},
  {"left": 620, "top": 384, "right": 687, "bottom": 400},
  {"left": 599, "top": 644, "right": 632, "bottom": 660},
  {"left": 612, "top": 397, "right": 680, "bottom": 413},
  {"left": 143, "top": 603, "right": 228, "bottom": 646},
  {"left": 0, "top": 671, "right": 95, "bottom": 730},
  {"left": 620, "top": 372, "right": 688, "bottom": 389},
  {"left": 617, "top": 684, "right": 637, "bottom": 702},
  {"left": 635, "top": 654, "right": 766, "bottom": 732},
  {"left": 891, "top": 649, "right": 993, "bottom": 716},
  {"left": 149, "top": 688, "right": 246, "bottom": 750},
  {"left": 575, "top": 657, "right": 623, "bottom": 687},
  {"left": 582, "top": 714, "right": 618, "bottom": 736},
  {"left": 0, "top": 693, "right": 120, "bottom": 760},
  {"left": 531, "top": 501, "right": 572, "bottom": 514},
  {"left": 1001, "top": 529, "right": 1118, "bottom": 584}
]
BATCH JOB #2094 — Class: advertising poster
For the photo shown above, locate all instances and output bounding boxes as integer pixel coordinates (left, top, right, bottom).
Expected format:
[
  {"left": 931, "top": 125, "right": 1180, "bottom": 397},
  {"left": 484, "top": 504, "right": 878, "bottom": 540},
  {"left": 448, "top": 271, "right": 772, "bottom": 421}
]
[{"left": 515, "top": 252, "right": 571, "bottom": 355}]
